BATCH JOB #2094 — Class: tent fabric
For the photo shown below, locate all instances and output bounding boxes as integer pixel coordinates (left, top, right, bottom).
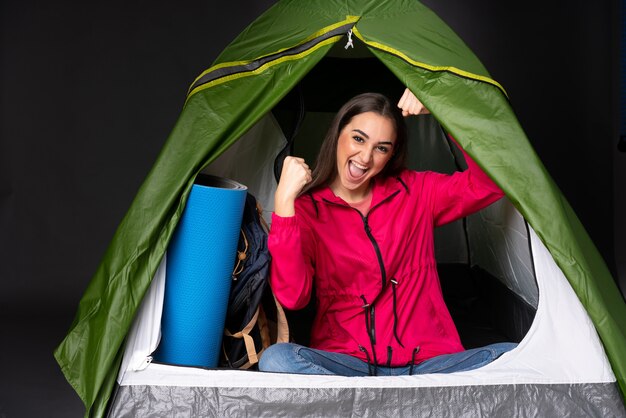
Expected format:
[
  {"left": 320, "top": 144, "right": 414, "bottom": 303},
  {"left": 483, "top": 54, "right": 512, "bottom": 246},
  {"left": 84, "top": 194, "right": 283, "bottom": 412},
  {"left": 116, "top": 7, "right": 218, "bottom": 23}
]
[
  {"left": 54, "top": 0, "right": 626, "bottom": 415},
  {"left": 109, "top": 218, "right": 620, "bottom": 415},
  {"left": 109, "top": 384, "right": 625, "bottom": 418},
  {"left": 468, "top": 199, "right": 538, "bottom": 308},
  {"left": 115, "top": 227, "right": 615, "bottom": 389},
  {"left": 118, "top": 113, "right": 285, "bottom": 378},
  {"left": 364, "top": 44, "right": 626, "bottom": 401}
]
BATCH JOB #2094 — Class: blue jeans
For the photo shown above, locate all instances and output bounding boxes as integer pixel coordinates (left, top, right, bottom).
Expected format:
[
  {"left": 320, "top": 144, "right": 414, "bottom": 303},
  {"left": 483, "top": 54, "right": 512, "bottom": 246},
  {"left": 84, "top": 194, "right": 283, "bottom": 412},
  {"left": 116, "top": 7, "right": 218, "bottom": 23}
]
[{"left": 258, "top": 342, "right": 517, "bottom": 376}]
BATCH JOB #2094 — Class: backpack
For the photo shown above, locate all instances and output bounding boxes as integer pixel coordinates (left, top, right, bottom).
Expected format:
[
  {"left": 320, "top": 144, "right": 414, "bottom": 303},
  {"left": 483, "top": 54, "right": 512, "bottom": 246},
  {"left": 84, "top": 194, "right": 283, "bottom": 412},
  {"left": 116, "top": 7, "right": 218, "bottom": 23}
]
[{"left": 220, "top": 193, "right": 289, "bottom": 369}]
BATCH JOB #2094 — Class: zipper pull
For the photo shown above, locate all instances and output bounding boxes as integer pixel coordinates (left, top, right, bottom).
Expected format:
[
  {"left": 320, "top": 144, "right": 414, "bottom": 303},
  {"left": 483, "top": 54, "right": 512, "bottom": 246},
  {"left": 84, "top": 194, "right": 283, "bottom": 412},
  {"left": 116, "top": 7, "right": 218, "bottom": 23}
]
[
  {"left": 345, "top": 29, "right": 354, "bottom": 49},
  {"left": 137, "top": 355, "right": 153, "bottom": 371}
]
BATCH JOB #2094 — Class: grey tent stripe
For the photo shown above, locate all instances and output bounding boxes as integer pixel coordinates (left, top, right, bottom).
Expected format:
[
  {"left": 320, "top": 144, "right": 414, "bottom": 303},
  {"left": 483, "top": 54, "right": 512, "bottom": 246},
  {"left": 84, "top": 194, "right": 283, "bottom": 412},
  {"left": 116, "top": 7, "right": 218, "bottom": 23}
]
[
  {"left": 188, "top": 23, "right": 354, "bottom": 95},
  {"left": 109, "top": 382, "right": 626, "bottom": 417}
]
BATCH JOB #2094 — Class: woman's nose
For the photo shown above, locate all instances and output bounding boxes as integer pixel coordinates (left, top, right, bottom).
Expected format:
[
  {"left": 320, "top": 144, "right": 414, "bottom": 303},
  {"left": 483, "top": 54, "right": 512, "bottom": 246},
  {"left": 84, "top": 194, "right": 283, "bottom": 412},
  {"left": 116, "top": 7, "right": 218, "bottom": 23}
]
[{"left": 361, "top": 146, "right": 373, "bottom": 162}]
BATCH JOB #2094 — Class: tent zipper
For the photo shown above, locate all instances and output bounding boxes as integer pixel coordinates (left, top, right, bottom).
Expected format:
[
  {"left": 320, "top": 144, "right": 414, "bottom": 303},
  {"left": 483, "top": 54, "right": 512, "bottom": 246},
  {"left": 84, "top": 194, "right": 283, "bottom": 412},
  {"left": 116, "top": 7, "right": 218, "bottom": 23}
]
[{"left": 188, "top": 19, "right": 359, "bottom": 98}]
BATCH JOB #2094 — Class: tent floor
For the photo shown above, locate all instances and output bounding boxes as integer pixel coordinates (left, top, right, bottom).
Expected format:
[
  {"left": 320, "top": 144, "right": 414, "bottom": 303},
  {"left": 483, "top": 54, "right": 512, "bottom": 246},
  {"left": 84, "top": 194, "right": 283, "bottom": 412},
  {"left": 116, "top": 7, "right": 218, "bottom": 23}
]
[{"left": 108, "top": 382, "right": 626, "bottom": 418}]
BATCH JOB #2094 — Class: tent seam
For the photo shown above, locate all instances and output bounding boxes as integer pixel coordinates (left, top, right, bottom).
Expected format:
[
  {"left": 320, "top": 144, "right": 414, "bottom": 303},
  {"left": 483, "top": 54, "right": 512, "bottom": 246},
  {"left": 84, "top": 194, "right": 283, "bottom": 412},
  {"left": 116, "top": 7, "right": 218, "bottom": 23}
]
[
  {"left": 351, "top": 26, "right": 508, "bottom": 97},
  {"left": 186, "top": 16, "right": 360, "bottom": 99},
  {"left": 185, "top": 37, "right": 342, "bottom": 103}
]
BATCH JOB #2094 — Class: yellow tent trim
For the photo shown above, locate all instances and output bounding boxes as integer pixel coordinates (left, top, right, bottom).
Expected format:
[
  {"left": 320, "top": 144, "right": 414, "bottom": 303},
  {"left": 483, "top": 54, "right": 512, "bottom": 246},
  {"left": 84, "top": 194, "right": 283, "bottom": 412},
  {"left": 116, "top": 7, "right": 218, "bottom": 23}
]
[
  {"left": 352, "top": 26, "right": 507, "bottom": 96},
  {"left": 187, "top": 16, "right": 360, "bottom": 98},
  {"left": 186, "top": 36, "right": 343, "bottom": 101}
]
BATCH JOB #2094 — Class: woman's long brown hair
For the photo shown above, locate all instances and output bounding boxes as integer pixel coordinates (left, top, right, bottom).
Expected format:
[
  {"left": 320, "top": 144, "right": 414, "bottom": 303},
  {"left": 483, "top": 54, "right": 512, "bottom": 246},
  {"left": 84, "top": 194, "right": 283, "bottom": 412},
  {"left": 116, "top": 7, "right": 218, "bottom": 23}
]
[{"left": 301, "top": 92, "right": 408, "bottom": 196}]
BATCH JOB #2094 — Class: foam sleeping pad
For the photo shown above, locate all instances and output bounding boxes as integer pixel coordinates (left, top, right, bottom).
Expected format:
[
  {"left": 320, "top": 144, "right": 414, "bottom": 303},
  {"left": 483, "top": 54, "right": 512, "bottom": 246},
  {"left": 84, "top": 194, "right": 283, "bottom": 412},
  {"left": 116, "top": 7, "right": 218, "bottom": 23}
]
[{"left": 154, "top": 174, "right": 247, "bottom": 368}]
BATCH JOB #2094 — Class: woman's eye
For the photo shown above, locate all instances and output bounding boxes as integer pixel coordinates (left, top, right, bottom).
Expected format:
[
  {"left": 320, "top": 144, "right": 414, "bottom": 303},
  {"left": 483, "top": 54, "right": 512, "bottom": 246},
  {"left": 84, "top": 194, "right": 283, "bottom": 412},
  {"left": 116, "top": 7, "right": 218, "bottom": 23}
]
[
  {"left": 377, "top": 146, "right": 389, "bottom": 153},
  {"left": 353, "top": 136, "right": 365, "bottom": 143}
]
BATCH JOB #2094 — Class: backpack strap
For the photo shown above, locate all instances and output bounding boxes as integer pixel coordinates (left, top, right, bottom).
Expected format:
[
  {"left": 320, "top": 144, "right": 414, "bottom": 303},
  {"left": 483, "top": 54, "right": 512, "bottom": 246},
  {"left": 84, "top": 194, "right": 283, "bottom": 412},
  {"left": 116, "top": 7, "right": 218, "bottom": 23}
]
[
  {"left": 222, "top": 198, "right": 290, "bottom": 369},
  {"left": 254, "top": 201, "right": 289, "bottom": 343},
  {"left": 224, "top": 307, "right": 261, "bottom": 366},
  {"left": 257, "top": 305, "right": 272, "bottom": 348},
  {"left": 273, "top": 294, "right": 289, "bottom": 343},
  {"left": 257, "top": 293, "right": 290, "bottom": 348},
  {"left": 223, "top": 293, "right": 290, "bottom": 369}
]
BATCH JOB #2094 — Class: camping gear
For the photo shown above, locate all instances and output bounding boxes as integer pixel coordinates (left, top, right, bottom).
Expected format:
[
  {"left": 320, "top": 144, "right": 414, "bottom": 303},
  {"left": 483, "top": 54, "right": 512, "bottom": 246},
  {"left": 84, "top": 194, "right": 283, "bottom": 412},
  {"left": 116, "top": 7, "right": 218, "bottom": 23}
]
[
  {"left": 54, "top": 1, "right": 626, "bottom": 417},
  {"left": 221, "top": 192, "right": 289, "bottom": 369},
  {"left": 153, "top": 175, "right": 246, "bottom": 368}
]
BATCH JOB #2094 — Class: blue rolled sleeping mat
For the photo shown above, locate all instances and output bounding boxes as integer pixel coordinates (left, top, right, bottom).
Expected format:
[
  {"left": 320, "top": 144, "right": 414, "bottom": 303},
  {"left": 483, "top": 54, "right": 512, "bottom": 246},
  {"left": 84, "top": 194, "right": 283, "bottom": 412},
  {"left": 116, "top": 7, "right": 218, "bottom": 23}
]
[{"left": 153, "top": 174, "right": 247, "bottom": 368}]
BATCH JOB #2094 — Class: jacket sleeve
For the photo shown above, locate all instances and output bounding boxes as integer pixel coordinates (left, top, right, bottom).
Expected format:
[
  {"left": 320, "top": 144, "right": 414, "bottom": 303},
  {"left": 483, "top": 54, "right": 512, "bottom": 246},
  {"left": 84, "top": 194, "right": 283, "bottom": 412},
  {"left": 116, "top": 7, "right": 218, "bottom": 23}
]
[
  {"left": 429, "top": 138, "right": 504, "bottom": 227},
  {"left": 267, "top": 212, "right": 316, "bottom": 310}
]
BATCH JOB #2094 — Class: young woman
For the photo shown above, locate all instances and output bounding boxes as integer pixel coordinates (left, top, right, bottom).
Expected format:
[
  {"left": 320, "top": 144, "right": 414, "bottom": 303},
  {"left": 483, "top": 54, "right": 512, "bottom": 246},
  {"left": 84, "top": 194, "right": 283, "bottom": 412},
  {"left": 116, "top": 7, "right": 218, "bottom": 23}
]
[{"left": 259, "top": 89, "right": 516, "bottom": 376}]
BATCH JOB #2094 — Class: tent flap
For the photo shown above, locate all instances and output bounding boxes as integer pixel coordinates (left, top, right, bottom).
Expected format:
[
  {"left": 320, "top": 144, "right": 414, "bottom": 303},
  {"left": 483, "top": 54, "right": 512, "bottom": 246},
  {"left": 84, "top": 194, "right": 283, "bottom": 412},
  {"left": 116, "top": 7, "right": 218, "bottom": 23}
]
[
  {"left": 364, "top": 45, "right": 626, "bottom": 401},
  {"left": 54, "top": 33, "right": 337, "bottom": 416}
]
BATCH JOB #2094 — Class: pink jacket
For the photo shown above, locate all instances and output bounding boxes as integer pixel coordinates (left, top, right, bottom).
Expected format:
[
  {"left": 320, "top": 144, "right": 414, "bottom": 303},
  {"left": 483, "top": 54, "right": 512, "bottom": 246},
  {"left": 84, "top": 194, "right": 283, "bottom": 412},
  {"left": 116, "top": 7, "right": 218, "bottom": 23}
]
[{"left": 268, "top": 147, "right": 504, "bottom": 368}]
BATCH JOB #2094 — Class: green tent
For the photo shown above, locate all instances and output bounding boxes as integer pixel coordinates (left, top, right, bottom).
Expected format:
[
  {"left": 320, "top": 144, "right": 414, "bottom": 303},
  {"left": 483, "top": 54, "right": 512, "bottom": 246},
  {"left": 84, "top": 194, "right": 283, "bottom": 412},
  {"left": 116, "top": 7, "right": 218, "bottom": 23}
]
[{"left": 55, "top": 1, "right": 626, "bottom": 416}]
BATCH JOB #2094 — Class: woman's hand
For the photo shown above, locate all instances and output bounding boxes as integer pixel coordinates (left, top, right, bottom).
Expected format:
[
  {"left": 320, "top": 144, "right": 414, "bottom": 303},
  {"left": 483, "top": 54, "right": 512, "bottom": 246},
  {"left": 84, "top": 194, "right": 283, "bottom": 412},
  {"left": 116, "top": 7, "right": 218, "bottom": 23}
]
[
  {"left": 274, "top": 156, "right": 312, "bottom": 217},
  {"left": 397, "top": 88, "right": 430, "bottom": 117}
]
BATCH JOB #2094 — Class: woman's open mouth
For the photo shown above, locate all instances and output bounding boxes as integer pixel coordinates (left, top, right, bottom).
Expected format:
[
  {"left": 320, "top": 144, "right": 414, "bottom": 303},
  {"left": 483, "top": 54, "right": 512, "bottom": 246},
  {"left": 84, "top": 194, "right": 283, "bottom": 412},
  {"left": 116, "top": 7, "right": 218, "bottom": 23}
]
[{"left": 347, "top": 160, "right": 369, "bottom": 181}]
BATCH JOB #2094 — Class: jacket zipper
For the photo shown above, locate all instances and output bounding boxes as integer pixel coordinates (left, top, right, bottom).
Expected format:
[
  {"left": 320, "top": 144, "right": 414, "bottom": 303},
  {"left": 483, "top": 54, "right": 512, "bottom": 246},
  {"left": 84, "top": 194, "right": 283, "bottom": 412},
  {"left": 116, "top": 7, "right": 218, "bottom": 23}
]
[
  {"left": 323, "top": 190, "right": 400, "bottom": 348},
  {"left": 362, "top": 216, "right": 386, "bottom": 289},
  {"left": 360, "top": 190, "right": 399, "bottom": 288},
  {"left": 322, "top": 190, "right": 400, "bottom": 289}
]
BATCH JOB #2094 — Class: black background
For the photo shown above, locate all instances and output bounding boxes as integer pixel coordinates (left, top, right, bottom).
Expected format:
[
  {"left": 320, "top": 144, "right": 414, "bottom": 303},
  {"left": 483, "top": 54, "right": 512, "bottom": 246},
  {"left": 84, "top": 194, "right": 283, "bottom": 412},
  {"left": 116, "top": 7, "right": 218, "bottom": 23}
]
[{"left": 1, "top": 1, "right": 623, "bottom": 416}]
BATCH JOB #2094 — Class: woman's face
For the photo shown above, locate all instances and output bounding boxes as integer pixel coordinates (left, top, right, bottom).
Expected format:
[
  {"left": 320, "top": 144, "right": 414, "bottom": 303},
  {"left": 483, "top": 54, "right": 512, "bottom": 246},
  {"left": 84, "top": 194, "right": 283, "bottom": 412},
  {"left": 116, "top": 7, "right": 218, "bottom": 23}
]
[{"left": 331, "top": 111, "right": 396, "bottom": 202}]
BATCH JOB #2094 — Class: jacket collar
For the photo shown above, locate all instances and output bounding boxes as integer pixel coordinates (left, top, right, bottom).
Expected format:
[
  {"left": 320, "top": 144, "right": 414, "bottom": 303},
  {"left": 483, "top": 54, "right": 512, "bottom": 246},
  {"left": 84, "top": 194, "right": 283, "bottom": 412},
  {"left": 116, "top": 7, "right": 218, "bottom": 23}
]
[{"left": 311, "top": 172, "right": 408, "bottom": 207}]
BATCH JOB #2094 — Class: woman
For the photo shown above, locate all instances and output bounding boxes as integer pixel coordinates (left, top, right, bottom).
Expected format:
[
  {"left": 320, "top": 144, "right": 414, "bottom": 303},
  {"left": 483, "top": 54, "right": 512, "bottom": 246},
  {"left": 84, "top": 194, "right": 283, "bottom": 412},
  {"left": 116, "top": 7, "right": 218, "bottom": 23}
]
[{"left": 259, "top": 89, "right": 516, "bottom": 376}]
